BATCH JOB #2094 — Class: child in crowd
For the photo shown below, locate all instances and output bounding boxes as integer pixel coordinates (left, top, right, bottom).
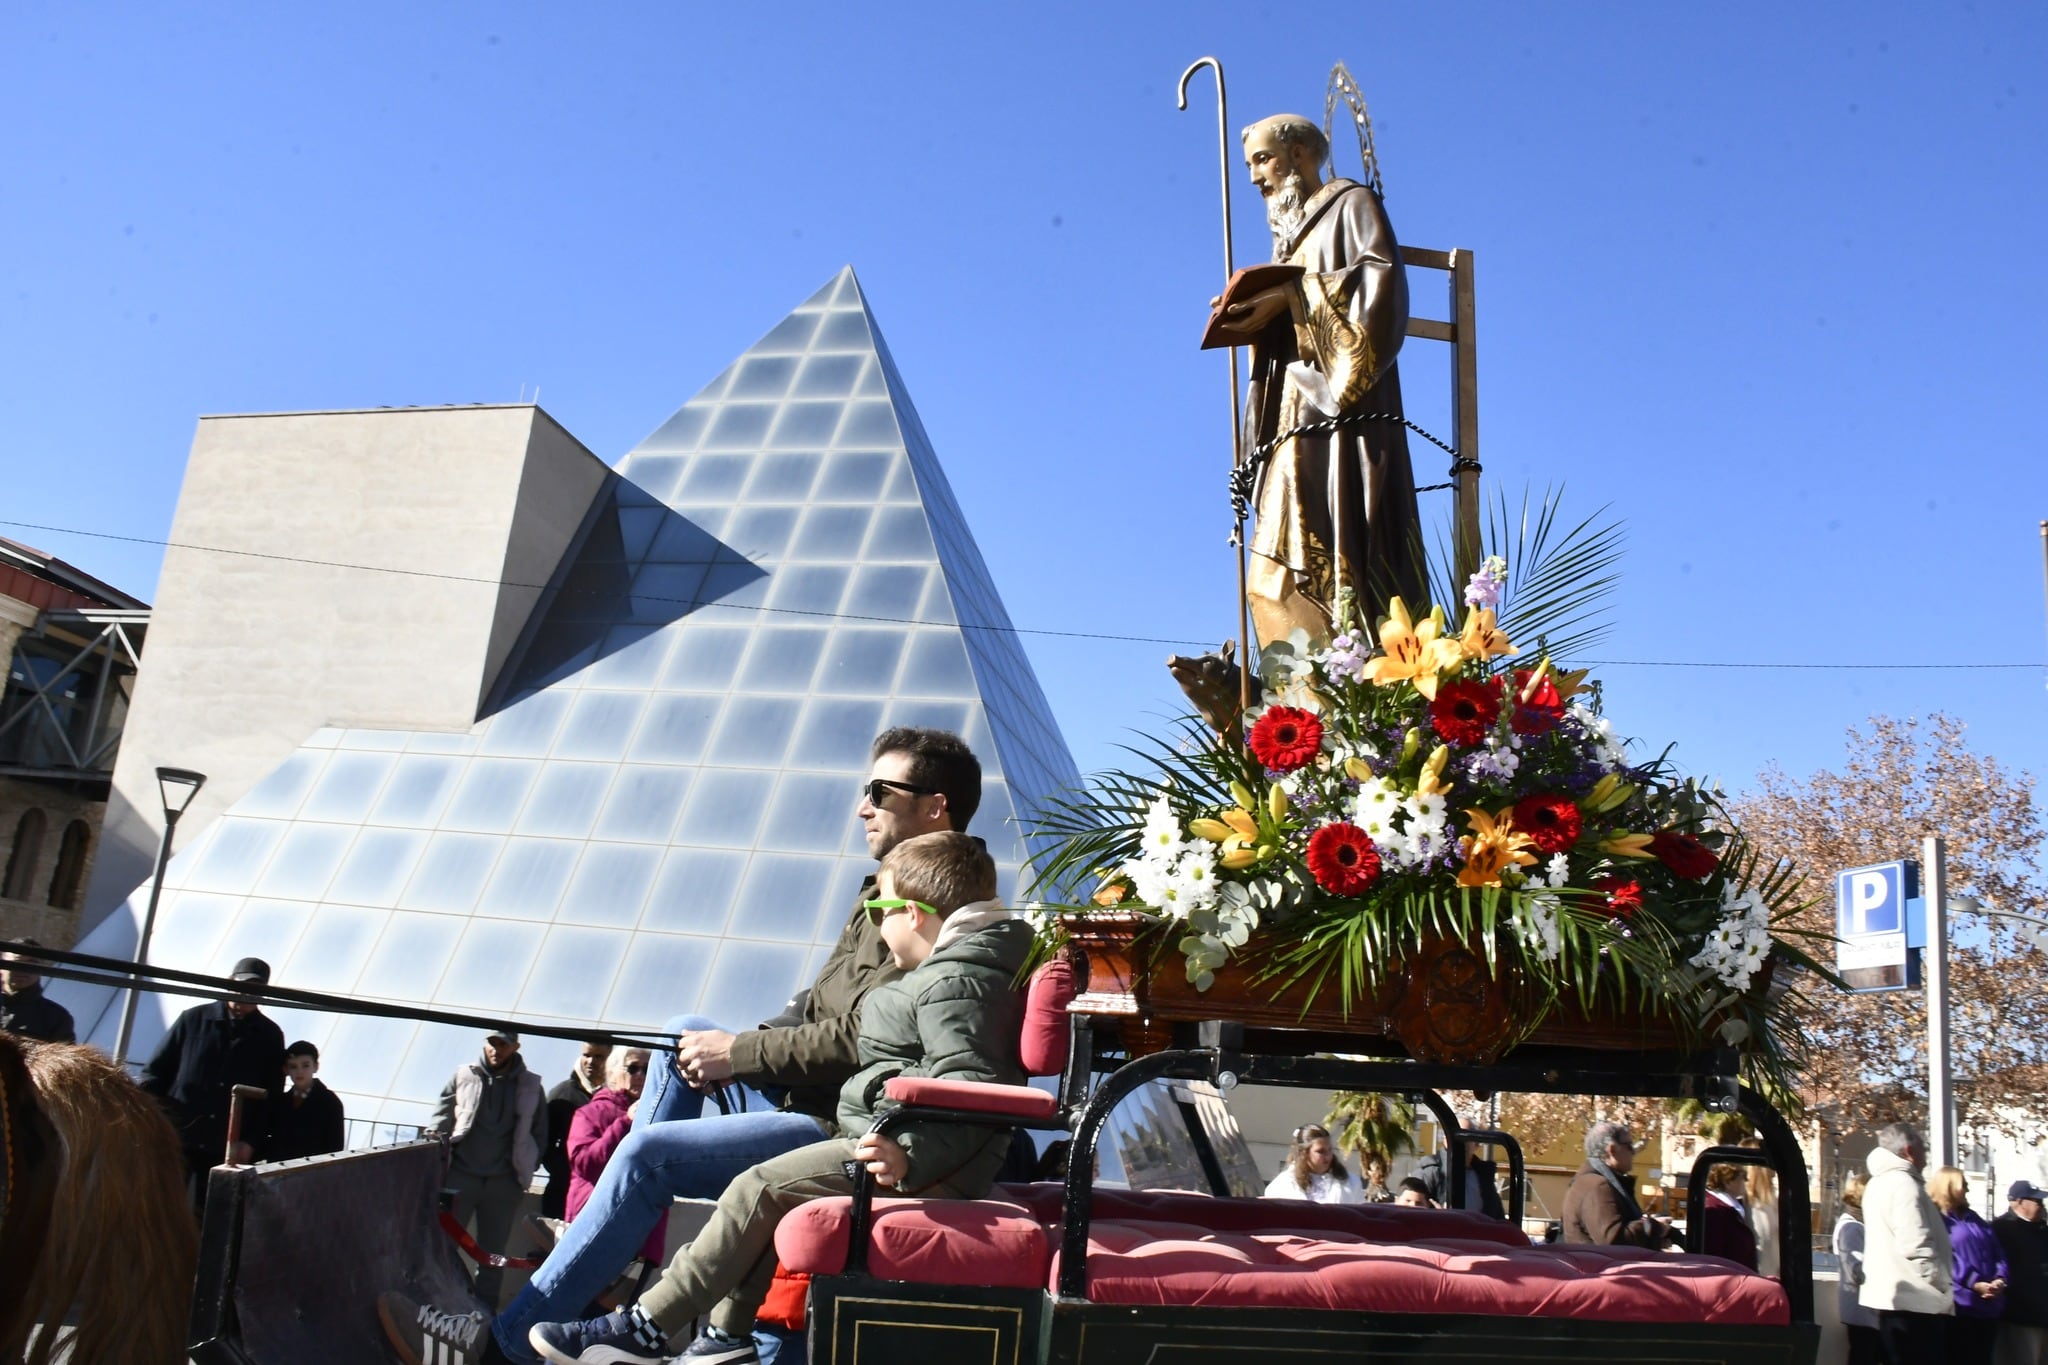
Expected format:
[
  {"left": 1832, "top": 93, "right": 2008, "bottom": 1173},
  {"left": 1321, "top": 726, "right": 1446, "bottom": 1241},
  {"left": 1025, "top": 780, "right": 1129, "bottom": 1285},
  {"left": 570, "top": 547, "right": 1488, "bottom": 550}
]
[
  {"left": 526, "top": 830, "right": 1031, "bottom": 1365},
  {"left": 267, "top": 1040, "right": 346, "bottom": 1161}
]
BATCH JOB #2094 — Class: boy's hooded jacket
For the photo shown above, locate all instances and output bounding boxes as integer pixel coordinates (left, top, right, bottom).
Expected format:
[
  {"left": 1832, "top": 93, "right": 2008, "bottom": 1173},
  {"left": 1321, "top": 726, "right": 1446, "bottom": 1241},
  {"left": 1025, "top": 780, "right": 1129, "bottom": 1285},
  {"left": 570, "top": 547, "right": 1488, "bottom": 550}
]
[{"left": 838, "top": 902, "right": 1031, "bottom": 1193}]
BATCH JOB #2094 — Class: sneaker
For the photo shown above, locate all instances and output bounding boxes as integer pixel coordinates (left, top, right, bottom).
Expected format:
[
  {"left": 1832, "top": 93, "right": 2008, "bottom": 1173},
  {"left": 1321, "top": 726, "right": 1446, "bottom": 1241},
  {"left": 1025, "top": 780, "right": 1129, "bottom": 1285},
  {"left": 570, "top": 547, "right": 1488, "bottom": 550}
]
[
  {"left": 527, "top": 1310, "right": 666, "bottom": 1365},
  {"left": 377, "top": 1289, "right": 491, "bottom": 1365},
  {"left": 672, "top": 1328, "right": 760, "bottom": 1363}
]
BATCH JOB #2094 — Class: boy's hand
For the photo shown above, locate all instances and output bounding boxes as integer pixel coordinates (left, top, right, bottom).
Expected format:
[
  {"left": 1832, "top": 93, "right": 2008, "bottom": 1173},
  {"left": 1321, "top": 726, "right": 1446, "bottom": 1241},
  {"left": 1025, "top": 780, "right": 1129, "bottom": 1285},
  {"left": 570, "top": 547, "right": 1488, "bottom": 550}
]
[
  {"left": 855, "top": 1133, "right": 909, "bottom": 1188},
  {"left": 676, "top": 1029, "right": 737, "bottom": 1089}
]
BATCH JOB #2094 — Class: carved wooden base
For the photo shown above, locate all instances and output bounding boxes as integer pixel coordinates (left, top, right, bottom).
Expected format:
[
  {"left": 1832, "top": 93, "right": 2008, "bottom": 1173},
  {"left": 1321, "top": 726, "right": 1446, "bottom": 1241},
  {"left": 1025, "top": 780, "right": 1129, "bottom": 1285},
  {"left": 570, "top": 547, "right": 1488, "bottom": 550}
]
[{"left": 1061, "top": 913, "right": 1691, "bottom": 1065}]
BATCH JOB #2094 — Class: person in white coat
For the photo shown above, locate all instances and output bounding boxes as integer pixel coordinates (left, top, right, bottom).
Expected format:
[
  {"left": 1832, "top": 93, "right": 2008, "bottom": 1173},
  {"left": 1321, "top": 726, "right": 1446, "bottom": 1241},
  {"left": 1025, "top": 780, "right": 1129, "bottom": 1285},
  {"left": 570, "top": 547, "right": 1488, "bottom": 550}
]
[
  {"left": 1264, "top": 1123, "right": 1364, "bottom": 1205},
  {"left": 1858, "top": 1123, "right": 1954, "bottom": 1365}
]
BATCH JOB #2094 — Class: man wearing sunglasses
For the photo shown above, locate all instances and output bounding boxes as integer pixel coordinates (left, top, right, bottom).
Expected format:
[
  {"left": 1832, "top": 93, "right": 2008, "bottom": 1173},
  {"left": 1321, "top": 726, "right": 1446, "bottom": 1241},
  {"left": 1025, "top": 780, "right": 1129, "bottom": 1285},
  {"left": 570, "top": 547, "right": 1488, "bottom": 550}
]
[{"left": 381, "top": 727, "right": 982, "bottom": 1365}]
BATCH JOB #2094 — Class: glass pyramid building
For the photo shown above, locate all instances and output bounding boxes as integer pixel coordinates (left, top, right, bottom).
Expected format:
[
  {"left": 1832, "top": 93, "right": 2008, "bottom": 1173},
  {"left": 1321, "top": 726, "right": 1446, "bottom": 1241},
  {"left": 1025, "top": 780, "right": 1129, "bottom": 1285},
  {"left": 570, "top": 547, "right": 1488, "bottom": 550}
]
[{"left": 67, "top": 268, "right": 1081, "bottom": 1129}]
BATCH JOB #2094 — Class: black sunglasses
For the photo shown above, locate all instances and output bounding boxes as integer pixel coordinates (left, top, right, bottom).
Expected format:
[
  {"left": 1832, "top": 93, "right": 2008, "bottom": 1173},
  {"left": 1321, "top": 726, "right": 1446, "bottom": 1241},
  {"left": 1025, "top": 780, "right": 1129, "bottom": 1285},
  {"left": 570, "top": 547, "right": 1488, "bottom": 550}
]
[
  {"left": 624, "top": 1063, "right": 647, "bottom": 1075},
  {"left": 862, "top": 777, "right": 938, "bottom": 806}
]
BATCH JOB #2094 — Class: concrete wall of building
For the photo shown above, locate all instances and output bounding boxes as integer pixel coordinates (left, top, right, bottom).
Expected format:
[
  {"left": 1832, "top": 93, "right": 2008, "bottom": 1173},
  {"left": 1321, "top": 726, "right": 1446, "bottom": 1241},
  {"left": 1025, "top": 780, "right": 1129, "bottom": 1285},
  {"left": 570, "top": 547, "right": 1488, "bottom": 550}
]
[{"left": 81, "top": 405, "right": 610, "bottom": 935}]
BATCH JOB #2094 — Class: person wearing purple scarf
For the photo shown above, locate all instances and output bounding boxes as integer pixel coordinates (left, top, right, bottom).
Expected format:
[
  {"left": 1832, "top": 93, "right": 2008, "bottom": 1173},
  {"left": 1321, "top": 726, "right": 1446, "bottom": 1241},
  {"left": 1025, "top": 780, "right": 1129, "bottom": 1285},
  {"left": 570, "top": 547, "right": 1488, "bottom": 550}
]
[{"left": 1931, "top": 1165, "right": 2009, "bottom": 1365}]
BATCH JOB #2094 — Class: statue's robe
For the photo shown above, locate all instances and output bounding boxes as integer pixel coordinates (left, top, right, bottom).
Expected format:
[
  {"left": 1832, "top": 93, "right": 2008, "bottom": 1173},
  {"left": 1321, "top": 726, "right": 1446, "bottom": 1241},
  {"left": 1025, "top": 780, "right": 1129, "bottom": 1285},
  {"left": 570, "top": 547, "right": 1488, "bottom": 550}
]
[{"left": 1244, "top": 176, "right": 1427, "bottom": 645}]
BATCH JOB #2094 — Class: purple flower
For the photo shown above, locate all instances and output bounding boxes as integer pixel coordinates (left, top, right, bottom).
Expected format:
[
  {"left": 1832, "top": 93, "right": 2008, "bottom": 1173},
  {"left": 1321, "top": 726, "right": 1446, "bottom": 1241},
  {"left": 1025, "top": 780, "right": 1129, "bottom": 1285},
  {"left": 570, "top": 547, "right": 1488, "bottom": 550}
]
[{"left": 1463, "top": 555, "right": 1507, "bottom": 609}]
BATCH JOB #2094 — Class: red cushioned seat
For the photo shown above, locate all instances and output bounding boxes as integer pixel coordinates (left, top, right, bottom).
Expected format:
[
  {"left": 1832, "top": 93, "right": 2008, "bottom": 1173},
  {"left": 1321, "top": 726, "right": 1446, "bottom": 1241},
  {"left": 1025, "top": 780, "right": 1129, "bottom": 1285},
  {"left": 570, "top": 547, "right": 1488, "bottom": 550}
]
[
  {"left": 776, "top": 1196, "right": 1051, "bottom": 1290},
  {"left": 1058, "top": 1219, "right": 1788, "bottom": 1325},
  {"left": 787, "top": 1188, "right": 1789, "bottom": 1328}
]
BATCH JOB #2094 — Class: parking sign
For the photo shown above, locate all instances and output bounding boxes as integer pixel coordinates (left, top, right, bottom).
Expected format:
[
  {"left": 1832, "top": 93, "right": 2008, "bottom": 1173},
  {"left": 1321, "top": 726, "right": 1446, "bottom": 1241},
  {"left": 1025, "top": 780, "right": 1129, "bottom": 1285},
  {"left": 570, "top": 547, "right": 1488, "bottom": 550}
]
[{"left": 1836, "top": 860, "right": 1917, "bottom": 992}]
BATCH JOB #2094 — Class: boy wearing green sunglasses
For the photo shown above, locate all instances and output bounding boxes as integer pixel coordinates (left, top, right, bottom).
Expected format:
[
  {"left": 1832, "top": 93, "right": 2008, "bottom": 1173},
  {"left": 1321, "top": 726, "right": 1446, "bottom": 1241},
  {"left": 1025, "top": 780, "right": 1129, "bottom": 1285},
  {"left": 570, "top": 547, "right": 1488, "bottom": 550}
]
[{"left": 526, "top": 829, "right": 1033, "bottom": 1365}]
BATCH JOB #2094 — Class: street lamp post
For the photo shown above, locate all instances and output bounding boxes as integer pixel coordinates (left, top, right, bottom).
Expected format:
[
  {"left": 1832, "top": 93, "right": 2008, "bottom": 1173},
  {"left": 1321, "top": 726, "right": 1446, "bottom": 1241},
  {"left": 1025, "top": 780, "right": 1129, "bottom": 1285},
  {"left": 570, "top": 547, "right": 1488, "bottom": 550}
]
[{"left": 112, "top": 766, "right": 207, "bottom": 1066}]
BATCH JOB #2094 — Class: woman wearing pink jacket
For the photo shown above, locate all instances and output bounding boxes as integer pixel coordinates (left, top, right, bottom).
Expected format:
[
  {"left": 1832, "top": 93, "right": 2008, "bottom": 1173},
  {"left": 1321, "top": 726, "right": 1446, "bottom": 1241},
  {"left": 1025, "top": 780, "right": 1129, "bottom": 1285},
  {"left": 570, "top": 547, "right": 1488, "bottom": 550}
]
[{"left": 566, "top": 1049, "right": 667, "bottom": 1263}]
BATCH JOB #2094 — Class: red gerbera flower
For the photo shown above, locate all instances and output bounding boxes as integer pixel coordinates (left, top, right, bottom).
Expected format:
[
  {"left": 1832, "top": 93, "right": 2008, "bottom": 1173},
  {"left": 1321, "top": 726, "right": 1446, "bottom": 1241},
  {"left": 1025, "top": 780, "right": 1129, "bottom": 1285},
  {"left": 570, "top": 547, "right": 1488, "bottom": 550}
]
[
  {"left": 1428, "top": 678, "right": 1500, "bottom": 747},
  {"left": 1590, "top": 875, "right": 1643, "bottom": 919},
  {"left": 1305, "top": 822, "right": 1383, "bottom": 896},
  {"left": 1511, "top": 793, "right": 1583, "bottom": 854},
  {"left": 1505, "top": 668, "right": 1566, "bottom": 737},
  {"left": 1648, "top": 830, "right": 1718, "bottom": 881},
  {"left": 1247, "top": 706, "right": 1323, "bottom": 772}
]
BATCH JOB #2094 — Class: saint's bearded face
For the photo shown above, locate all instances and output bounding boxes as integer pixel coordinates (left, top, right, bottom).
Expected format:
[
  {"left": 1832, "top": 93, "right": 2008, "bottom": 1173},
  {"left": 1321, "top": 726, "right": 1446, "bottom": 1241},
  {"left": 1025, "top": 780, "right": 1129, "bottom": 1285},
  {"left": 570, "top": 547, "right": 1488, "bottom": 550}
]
[{"left": 1265, "top": 171, "right": 1309, "bottom": 255}]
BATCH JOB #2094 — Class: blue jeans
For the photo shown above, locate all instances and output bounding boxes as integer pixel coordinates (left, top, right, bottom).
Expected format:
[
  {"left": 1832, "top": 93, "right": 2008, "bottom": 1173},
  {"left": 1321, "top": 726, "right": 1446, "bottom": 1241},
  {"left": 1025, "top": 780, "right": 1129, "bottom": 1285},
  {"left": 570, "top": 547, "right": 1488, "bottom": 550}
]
[{"left": 493, "top": 1016, "right": 826, "bottom": 1363}]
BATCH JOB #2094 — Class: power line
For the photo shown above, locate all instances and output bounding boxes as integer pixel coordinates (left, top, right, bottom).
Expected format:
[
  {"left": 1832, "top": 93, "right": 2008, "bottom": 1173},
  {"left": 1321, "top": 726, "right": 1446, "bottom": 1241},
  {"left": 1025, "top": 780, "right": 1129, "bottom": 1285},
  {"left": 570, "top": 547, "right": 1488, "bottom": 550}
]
[{"left": 7, "top": 517, "right": 2045, "bottom": 673}]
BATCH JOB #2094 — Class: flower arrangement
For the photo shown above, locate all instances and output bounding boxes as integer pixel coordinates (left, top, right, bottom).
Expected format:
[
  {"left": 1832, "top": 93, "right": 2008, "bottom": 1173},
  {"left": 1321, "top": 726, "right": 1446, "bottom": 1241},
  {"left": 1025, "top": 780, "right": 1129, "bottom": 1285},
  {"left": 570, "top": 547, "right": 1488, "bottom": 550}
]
[{"left": 1033, "top": 527, "right": 1822, "bottom": 1092}]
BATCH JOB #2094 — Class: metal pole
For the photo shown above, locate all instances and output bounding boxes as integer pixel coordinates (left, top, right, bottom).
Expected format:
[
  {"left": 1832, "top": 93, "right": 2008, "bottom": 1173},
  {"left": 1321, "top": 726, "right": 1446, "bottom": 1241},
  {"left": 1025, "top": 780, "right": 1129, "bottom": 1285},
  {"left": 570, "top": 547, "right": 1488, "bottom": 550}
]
[
  {"left": 2039, "top": 521, "right": 2047, "bottom": 672},
  {"left": 1177, "top": 57, "right": 1253, "bottom": 711},
  {"left": 1923, "top": 834, "right": 1954, "bottom": 1167},
  {"left": 112, "top": 808, "right": 181, "bottom": 1067}
]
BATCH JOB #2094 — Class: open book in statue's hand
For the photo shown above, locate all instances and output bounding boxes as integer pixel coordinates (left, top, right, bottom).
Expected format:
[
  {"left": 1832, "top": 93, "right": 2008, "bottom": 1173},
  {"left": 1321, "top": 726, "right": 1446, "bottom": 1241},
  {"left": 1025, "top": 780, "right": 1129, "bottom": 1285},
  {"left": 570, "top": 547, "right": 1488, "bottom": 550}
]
[{"left": 1201, "top": 263, "right": 1305, "bottom": 349}]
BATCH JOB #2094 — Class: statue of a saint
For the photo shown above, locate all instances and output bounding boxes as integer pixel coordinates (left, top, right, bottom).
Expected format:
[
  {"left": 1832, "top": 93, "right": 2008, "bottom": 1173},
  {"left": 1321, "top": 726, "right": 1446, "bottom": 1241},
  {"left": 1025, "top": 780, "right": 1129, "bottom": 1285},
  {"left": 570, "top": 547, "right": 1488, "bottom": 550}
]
[{"left": 1216, "top": 113, "right": 1427, "bottom": 646}]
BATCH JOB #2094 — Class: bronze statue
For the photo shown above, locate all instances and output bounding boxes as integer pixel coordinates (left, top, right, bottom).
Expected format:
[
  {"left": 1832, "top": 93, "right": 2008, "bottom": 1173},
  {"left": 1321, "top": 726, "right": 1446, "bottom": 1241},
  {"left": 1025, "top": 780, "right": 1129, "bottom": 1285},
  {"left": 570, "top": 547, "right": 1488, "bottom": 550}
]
[{"left": 1212, "top": 113, "right": 1427, "bottom": 647}]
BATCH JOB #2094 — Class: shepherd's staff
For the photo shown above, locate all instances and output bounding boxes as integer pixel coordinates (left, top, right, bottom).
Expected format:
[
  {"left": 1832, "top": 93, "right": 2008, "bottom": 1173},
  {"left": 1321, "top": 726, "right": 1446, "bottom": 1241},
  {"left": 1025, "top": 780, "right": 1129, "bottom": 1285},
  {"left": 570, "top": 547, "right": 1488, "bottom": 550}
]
[{"left": 1178, "top": 56, "right": 1252, "bottom": 714}]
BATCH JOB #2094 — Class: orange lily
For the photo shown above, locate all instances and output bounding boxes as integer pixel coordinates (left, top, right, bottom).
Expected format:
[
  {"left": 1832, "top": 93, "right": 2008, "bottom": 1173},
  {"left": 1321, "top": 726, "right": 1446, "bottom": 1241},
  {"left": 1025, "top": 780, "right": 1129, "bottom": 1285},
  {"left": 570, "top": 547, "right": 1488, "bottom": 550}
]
[
  {"left": 1458, "top": 808, "right": 1538, "bottom": 888},
  {"left": 1363, "top": 597, "right": 1462, "bottom": 700},
  {"left": 1457, "top": 607, "right": 1516, "bottom": 662}
]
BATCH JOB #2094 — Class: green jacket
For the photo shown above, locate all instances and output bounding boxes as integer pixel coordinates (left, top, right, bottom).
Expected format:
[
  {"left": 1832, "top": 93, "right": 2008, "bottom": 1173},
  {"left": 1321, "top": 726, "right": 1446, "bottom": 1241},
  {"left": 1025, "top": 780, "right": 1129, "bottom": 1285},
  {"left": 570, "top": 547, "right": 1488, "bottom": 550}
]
[
  {"left": 838, "top": 904, "right": 1032, "bottom": 1194},
  {"left": 728, "top": 876, "right": 903, "bottom": 1123}
]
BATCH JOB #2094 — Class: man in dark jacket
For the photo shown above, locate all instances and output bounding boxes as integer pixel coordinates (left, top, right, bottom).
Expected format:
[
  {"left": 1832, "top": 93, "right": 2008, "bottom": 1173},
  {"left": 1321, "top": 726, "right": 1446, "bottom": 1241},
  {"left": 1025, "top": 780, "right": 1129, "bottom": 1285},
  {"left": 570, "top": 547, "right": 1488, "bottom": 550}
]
[
  {"left": 139, "top": 955, "right": 286, "bottom": 1211},
  {"left": 379, "top": 726, "right": 983, "bottom": 1365},
  {"left": 1561, "top": 1120, "right": 1680, "bottom": 1249},
  {"left": 267, "top": 1039, "right": 346, "bottom": 1161},
  {"left": 1418, "top": 1142, "right": 1507, "bottom": 1221},
  {"left": 1994, "top": 1180, "right": 2048, "bottom": 1364},
  {"left": 0, "top": 941, "right": 76, "bottom": 1042},
  {"left": 540, "top": 1041, "right": 611, "bottom": 1220}
]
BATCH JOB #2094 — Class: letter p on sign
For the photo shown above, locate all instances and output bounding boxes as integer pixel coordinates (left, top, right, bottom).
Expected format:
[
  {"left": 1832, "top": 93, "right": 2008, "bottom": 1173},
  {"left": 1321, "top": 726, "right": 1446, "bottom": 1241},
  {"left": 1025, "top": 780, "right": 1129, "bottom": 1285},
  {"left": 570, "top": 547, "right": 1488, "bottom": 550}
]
[{"left": 1845, "top": 869, "right": 1897, "bottom": 934}]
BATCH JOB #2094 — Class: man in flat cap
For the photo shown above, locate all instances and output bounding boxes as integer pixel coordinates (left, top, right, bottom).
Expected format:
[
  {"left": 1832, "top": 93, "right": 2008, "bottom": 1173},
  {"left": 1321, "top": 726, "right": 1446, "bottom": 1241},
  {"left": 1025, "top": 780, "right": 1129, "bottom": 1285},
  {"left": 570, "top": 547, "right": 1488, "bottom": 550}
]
[
  {"left": 434, "top": 1026, "right": 548, "bottom": 1309},
  {"left": 1995, "top": 1179, "right": 2048, "bottom": 1364},
  {"left": 140, "top": 954, "right": 287, "bottom": 1212}
]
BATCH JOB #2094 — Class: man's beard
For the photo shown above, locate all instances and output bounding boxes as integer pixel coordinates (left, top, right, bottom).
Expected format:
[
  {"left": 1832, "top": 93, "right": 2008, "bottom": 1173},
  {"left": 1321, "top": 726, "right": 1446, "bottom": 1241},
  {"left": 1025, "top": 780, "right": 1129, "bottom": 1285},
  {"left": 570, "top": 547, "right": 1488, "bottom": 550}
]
[{"left": 1266, "top": 172, "right": 1309, "bottom": 256}]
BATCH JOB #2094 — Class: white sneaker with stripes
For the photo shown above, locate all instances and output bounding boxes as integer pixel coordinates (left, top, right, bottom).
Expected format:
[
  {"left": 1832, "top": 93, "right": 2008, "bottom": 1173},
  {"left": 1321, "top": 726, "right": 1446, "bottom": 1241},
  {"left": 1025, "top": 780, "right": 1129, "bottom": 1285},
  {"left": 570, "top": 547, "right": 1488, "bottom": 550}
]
[{"left": 377, "top": 1289, "right": 491, "bottom": 1365}]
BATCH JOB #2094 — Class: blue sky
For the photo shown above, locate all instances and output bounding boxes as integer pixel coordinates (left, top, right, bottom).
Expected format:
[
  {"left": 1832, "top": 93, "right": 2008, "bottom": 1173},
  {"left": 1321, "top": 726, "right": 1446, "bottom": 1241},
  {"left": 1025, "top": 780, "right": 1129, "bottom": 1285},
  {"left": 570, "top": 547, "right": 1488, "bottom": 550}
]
[{"left": 5, "top": 2, "right": 2045, "bottom": 821}]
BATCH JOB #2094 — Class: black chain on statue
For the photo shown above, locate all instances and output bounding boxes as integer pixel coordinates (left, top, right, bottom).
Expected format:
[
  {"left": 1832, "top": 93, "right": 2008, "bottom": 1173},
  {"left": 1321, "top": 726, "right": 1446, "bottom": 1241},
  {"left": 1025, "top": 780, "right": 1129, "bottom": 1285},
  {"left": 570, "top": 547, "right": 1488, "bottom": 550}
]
[{"left": 1228, "top": 410, "right": 1476, "bottom": 543}]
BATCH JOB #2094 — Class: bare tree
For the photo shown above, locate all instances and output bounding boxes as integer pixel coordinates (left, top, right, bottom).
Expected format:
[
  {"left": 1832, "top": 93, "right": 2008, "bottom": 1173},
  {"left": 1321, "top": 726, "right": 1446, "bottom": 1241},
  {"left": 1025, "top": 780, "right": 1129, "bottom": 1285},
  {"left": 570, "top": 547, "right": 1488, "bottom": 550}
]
[{"left": 1730, "top": 714, "right": 2048, "bottom": 1142}]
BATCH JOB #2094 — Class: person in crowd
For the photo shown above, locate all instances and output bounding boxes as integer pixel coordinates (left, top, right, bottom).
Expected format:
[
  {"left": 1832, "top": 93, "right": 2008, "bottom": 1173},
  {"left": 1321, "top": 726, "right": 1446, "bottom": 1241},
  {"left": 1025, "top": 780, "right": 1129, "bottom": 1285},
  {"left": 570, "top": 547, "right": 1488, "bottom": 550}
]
[
  {"left": 1263, "top": 1123, "right": 1363, "bottom": 1204},
  {"left": 1930, "top": 1165, "right": 2008, "bottom": 1365},
  {"left": 1699, "top": 1165, "right": 1759, "bottom": 1271},
  {"left": 266, "top": 1039, "right": 346, "bottom": 1161},
  {"left": 0, "top": 939, "right": 76, "bottom": 1042},
  {"left": 1562, "top": 1120, "right": 1679, "bottom": 1249},
  {"left": 525, "top": 827, "right": 1031, "bottom": 1365},
  {"left": 1741, "top": 1137, "right": 1781, "bottom": 1277},
  {"left": 565, "top": 1048, "right": 664, "bottom": 1270},
  {"left": 1362, "top": 1154, "right": 1394, "bottom": 1203},
  {"left": 1993, "top": 1180, "right": 2048, "bottom": 1365},
  {"left": 1033, "top": 1139, "right": 1071, "bottom": 1183},
  {"left": 139, "top": 955, "right": 286, "bottom": 1211},
  {"left": 1394, "top": 1177, "right": 1434, "bottom": 1208},
  {"left": 434, "top": 1028, "right": 548, "bottom": 1310},
  {"left": 378, "top": 727, "right": 982, "bottom": 1365},
  {"left": 1836, "top": 1170, "right": 1881, "bottom": 1365},
  {"left": 1859, "top": 1123, "right": 1953, "bottom": 1365},
  {"left": 541, "top": 1042, "right": 611, "bottom": 1223},
  {"left": 1418, "top": 1137, "right": 1507, "bottom": 1220}
]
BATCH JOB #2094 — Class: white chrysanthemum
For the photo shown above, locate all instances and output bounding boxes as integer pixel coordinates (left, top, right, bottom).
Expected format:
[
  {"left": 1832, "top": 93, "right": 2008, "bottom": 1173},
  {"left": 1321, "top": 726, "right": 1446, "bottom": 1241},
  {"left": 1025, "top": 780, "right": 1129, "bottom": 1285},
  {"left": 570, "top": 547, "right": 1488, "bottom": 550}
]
[
  {"left": 1160, "top": 845, "right": 1221, "bottom": 913},
  {"left": 1572, "top": 706, "right": 1629, "bottom": 768},
  {"left": 1409, "top": 790, "right": 1448, "bottom": 826},
  {"left": 1518, "top": 894, "right": 1563, "bottom": 963},
  {"left": 1138, "top": 798, "right": 1189, "bottom": 861},
  {"left": 1543, "top": 853, "right": 1571, "bottom": 889}
]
